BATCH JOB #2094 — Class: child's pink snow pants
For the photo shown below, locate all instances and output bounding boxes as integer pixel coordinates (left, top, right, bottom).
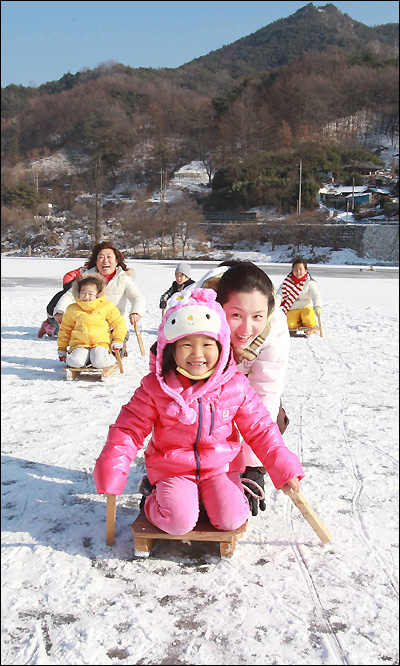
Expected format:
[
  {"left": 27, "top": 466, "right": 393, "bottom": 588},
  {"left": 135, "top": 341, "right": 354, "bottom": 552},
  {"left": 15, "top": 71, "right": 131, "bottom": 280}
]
[{"left": 144, "top": 472, "right": 249, "bottom": 535}]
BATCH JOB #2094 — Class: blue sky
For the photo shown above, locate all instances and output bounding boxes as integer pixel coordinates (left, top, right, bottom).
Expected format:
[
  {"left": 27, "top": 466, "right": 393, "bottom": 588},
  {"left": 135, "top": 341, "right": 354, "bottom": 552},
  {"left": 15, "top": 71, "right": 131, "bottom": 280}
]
[{"left": 1, "top": 1, "right": 399, "bottom": 87}]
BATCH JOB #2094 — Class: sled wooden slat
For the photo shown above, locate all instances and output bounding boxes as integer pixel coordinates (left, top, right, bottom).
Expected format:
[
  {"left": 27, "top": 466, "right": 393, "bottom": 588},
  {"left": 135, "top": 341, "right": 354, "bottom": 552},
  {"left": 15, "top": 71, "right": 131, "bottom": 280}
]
[
  {"left": 65, "top": 362, "right": 119, "bottom": 381},
  {"left": 131, "top": 511, "right": 248, "bottom": 558},
  {"left": 106, "top": 494, "right": 117, "bottom": 545},
  {"left": 287, "top": 490, "right": 332, "bottom": 544},
  {"left": 317, "top": 313, "right": 323, "bottom": 337},
  {"left": 114, "top": 349, "right": 124, "bottom": 374}
]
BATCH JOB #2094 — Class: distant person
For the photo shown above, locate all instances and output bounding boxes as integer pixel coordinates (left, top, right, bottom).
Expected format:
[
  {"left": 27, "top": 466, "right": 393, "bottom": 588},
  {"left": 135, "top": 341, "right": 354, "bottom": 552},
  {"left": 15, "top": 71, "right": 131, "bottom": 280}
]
[
  {"left": 57, "top": 274, "right": 127, "bottom": 369},
  {"left": 159, "top": 261, "right": 195, "bottom": 311},
  {"left": 52, "top": 241, "right": 145, "bottom": 355},
  {"left": 276, "top": 257, "right": 322, "bottom": 335},
  {"left": 93, "top": 288, "right": 304, "bottom": 535}
]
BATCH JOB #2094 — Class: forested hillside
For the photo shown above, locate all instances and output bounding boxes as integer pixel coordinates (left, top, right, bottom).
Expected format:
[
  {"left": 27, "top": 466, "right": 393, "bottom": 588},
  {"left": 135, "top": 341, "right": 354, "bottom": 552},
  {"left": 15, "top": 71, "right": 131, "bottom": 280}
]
[{"left": 1, "top": 2, "right": 398, "bottom": 256}]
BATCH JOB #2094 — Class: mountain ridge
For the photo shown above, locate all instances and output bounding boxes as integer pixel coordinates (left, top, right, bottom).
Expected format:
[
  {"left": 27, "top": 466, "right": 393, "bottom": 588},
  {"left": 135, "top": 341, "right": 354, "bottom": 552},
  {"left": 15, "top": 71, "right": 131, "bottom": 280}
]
[{"left": 176, "top": 2, "right": 398, "bottom": 82}]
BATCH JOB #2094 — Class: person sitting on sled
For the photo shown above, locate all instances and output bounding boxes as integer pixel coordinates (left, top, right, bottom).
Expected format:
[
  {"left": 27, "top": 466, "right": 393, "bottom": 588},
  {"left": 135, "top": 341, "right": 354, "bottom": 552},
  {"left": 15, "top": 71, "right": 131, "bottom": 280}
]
[
  {"left": 93, "top": 288, "right": 304, "bottom": 536},
  {"left": 149, "top": 260, "right": 291, "bottom": 518},
  {"left": 159, "top": 261, "right": 195, "bottom": 311},
  {"left": 57, "top": 274, "right": 127, "bottom": 369},
  {"left": 276, "top": 257, "right": 322, "bottom": 335}
]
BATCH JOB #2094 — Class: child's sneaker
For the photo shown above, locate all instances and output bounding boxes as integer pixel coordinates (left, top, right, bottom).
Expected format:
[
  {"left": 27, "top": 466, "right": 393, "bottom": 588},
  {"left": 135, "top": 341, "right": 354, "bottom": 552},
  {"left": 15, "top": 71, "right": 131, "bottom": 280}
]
[{"left": 45, "top": 321, "right": 57, "bottom": 337}]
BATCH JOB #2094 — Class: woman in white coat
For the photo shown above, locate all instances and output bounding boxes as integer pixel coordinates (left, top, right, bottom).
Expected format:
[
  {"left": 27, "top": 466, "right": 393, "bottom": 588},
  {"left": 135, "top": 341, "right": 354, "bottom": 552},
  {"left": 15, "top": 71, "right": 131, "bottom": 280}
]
[
  {"left": 194, "top": 261, "right": 291, "bottom": 516},
  {"left": 53, "top": 242, "right": 145, "bottom": 352}
]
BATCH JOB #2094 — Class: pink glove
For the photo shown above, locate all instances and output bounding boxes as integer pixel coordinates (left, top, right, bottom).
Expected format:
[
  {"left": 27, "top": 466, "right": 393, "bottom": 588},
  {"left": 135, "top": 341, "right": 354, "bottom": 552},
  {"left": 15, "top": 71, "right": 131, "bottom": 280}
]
[{"left": 58, "top": 352, "right": 67, "bottom": 363}]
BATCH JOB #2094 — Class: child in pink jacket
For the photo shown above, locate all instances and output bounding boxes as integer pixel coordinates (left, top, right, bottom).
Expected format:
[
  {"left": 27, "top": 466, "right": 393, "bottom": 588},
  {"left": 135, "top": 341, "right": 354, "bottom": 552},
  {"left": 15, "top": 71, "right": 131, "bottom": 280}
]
[{"left": 93, "top": 288, "right": 304, "bottom": 535}]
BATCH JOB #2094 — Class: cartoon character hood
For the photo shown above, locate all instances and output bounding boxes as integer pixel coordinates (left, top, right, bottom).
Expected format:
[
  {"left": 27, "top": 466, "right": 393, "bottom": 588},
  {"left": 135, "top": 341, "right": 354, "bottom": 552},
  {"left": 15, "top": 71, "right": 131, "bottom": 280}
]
[{"left": 156, "top": 288, "right": 234, "bottom": 424}]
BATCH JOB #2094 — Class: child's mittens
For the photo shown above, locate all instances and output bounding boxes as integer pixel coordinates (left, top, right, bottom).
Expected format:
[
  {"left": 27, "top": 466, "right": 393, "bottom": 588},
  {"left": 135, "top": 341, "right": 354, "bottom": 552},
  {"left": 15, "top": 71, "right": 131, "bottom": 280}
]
[
  {"left": 111, "top": 342, "right": 123, "bottom": 352},
  {"left": 314, "top": 306, "right": 322, "bottom": 316},
  {"left": 242, "top": 466, "right": 266, "bottom": 516},
  {"left": 58, "top": 351, "right": 67, "bottom": 362},
  {"left": 93, "top": 447, "right": 131, "bottom": 495}
]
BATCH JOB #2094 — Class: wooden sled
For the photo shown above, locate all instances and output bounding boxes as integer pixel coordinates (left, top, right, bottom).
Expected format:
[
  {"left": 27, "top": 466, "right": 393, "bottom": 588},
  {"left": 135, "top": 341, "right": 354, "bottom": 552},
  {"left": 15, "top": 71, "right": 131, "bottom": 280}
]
[
  {"left": 131, "top": 510, "right": 248, "bottom": 558},
  {"left": 289, "top": 314, "right": 323, "bottom": 338},
  {"left": 66, "top": 349, "right": 124, "bottom": 381}
]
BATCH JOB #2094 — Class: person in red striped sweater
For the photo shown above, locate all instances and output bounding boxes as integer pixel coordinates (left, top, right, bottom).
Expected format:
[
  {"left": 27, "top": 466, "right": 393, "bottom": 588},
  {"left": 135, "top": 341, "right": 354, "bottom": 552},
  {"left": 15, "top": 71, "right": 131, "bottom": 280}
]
[{"left": 276, "top": 257, "right": 322, "bottom": 335}]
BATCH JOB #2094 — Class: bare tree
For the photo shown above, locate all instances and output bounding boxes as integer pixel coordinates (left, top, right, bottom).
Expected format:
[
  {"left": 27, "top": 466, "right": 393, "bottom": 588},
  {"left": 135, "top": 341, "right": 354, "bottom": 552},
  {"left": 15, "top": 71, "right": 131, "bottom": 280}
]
[{"left": 175, "top": 197, "right": 205, "bottom": 258}]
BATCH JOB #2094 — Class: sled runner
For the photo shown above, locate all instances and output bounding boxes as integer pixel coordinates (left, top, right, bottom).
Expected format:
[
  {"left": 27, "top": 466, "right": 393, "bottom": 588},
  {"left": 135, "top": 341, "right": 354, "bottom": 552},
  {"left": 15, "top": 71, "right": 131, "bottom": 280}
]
[
  {"left": 131, "top": 510, "right": 248, "bottom": 558},
  {"left": 65, "top": 350, "right": 124, "bottom": 381}
]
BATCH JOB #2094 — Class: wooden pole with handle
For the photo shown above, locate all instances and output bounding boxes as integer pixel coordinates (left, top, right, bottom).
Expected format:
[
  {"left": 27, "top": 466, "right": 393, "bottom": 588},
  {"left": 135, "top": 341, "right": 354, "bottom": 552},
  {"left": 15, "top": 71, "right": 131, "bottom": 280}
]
[
  {"left": 317, "top": 314, "right": 323, "bottom": 337},
  {"left": 287, "top": 489, "right": 331, "bottom": 544},
  {"left": 134, "top": 321, "right": 146, "bottom": 356},
  {"left": 106, "top": 494, "right": 116, "bottom": 545},
  {"left": 114, "top": 349, "right": 124, "bottom": 373}
]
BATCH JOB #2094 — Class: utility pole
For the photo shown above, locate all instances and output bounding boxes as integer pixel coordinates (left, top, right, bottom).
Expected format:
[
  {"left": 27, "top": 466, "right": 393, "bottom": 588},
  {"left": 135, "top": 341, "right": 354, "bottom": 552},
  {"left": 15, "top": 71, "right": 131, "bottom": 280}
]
[
  {"left": 160, "top": 170, "right": 165, "bottom": 257},
  {"left": 298, "top": 158, "right": 302, "bottom": 222}
]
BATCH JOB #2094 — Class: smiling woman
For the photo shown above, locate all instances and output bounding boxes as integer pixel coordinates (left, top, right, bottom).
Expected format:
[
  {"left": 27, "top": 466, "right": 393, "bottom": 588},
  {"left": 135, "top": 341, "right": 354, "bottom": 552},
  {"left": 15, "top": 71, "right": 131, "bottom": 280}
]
[
  {"left": 211, "top": 261, "right": 291, "bottom": 515},
  {"left": 52, "top": 241, "right": 146, "bottom": 335}
]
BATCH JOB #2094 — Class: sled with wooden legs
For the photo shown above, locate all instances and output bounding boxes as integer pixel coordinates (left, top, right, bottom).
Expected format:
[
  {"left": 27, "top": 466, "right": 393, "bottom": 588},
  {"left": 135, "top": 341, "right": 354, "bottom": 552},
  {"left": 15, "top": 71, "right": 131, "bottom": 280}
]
[
  {"left": 131, "top": 510, "right": 248, "bottom": 558},
  {"left": 65, "top": 349, "right": 124, "bottom": 381},
  {"left": 289, "top": 314, "right": 323, "bottom": 338},
  {"left": 104, "top": 486, "right": 331, "bottom": 556},
  {"left": 105, "top": 494, "right": 247, "bottom": 557}
]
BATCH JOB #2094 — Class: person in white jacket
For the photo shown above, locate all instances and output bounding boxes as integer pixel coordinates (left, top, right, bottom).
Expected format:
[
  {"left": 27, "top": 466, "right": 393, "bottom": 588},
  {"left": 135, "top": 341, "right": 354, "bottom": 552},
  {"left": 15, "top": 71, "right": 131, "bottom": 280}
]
[
  {"left": 53, "top": 242, "right": 145, "bottom": 353},
  {"left": 202, "top": 261, "right": 291, "bottom": 516},
  {"left": 143, "top": 261, "right": 290, "bottom": 516},
  {"left": 275, "top": 257, "right": 322, "bottom": 335}
]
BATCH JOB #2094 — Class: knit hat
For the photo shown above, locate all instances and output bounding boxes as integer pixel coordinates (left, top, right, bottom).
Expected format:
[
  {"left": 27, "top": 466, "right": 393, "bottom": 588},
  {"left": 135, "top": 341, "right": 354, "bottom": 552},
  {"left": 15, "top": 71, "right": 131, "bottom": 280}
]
[
  {"left": 156, "top": 288, "right": 233, "bottom": 424},
  {"left": 175, "top": 261, "right": 191, "bottom": 278},
  {"left": 190, "top": 265, "right": 230, "bottom": 290}
]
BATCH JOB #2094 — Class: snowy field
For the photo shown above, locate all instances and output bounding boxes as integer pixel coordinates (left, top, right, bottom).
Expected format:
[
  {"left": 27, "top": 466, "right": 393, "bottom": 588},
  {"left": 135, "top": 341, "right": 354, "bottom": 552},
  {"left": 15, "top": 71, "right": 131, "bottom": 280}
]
[{"left": 1, "top": 257, "right": 399, "bottom": 666}]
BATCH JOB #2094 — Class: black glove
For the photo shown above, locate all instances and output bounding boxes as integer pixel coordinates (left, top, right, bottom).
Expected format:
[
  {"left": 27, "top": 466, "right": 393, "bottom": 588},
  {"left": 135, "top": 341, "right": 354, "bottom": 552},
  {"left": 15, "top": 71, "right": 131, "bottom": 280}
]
[{"left": 242, "top": 466, "right": 266, "bottom": 516}]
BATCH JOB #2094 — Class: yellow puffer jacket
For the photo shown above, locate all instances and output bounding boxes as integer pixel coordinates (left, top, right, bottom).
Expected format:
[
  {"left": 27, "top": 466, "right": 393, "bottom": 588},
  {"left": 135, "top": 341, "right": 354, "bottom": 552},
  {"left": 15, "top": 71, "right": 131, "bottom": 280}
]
[{"left": 57, "top": 296, "right": 127, "bottom": 353}]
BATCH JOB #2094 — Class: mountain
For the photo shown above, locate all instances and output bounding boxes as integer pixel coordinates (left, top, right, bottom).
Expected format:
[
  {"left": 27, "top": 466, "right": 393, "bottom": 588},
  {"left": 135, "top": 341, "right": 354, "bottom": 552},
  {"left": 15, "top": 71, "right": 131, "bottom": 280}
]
[
  {"left": 2, "top": 3, "right": 398, "bottom": 113},
  {"left": 1, "top": 1, "right": 398, "bottom": 212},
  {"left": 176, "top": 2, "right": 399, "bottom": 88}
]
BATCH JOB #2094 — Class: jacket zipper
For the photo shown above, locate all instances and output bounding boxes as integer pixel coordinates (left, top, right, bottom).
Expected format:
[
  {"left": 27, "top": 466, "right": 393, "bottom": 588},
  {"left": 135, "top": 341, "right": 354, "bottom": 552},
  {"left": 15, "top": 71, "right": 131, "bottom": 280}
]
[{"left": 193, "top": 397, "right": 203, "bottom": 479}]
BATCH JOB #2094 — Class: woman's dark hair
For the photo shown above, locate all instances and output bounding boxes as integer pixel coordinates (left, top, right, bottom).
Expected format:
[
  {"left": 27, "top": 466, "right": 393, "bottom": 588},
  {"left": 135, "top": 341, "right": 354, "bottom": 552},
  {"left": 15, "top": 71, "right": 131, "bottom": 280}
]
[
  {"left": 292, "top": 256, "right": 307, "bottom": 270},
  {"left": 86, "top": 241, "right": 128, "bottom": 271},
  {"left": 216, "top": 261, "right": 275, "bottom": 315}
]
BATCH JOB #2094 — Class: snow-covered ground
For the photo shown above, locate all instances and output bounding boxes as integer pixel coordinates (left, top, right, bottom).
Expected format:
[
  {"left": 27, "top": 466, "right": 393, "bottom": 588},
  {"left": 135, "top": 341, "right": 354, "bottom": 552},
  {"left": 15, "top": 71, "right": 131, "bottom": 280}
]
[{"left": 1, "top": 257, "right": 399, "bottom": 666}]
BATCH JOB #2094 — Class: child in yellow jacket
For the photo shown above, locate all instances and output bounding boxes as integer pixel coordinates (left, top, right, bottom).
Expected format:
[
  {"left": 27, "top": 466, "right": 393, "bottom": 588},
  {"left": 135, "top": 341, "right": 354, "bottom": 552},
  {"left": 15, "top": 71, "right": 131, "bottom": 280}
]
[{"left": 57, "top": 274, "right": 127, "bottom": 368}]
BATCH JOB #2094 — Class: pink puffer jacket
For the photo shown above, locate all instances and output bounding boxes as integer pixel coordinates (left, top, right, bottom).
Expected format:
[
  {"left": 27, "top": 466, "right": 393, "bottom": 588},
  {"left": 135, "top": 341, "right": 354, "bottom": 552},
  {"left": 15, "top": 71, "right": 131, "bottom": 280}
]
[{"left": 93, "top": 359, "right": 304, "bottom": 495}]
